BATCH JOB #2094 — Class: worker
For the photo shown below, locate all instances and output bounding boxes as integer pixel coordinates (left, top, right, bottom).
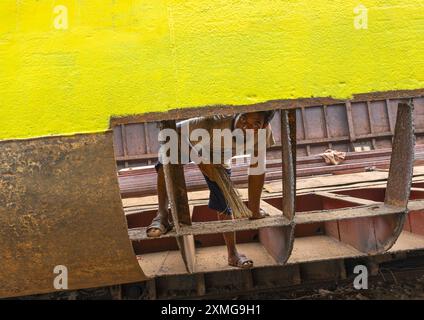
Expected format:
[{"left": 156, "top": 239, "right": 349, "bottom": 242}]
[{"left": 146, "top": 110, "right": 276, "bottom": 269}]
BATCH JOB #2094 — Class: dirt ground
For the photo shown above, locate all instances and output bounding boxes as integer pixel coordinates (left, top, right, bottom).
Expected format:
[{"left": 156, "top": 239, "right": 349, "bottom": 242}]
[{"left": 239, "top": 274, "right": 424, "bottom": 300}]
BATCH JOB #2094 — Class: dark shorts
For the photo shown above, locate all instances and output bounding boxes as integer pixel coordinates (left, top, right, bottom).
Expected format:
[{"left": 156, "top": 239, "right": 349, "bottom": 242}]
[{"left": 155, "top": 162, "right": 232, "bottom": 216}]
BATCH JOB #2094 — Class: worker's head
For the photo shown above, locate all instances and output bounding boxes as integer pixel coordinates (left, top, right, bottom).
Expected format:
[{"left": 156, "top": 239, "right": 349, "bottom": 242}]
[{"left": 234, "top": 110, "right": 276, "bottom": 133}]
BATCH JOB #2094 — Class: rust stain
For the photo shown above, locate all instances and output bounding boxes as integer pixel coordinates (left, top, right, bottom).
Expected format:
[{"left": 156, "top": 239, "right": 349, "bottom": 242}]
[{"left": 0, "top": 132, "right": 146, "bottom": 298}]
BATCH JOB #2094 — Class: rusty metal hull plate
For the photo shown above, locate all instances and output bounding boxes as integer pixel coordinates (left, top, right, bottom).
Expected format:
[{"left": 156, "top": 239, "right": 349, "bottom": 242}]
[
  {"left": 259, "top": 110, "right": 296, "bottom": 265},
  {"left": 374, "top": 101, "right": 416, "bottom": 252},
  {"left": 0, "top": 132, "right": 145, "bottom": 298}
]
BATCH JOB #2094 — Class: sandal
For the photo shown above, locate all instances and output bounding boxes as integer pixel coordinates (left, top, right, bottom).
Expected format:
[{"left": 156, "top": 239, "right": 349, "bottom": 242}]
[
  {"left": 228, "top": 253, "right": 254, "bottom": 269},
  {"left": 146, "top": 214, "right": 173, "bottom": 238},
  {"left": 249, "top": 208, "right": 270, "bottom": 220}
]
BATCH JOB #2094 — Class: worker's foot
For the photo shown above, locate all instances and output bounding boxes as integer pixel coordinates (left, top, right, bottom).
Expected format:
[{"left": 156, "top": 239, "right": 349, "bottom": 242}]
[
  {"left": 249, "top": 208, "right": 270, "bottom": 220},
  {"left": 146, "top": 213, "right": 173, "bottom": 237},
  {"left": 228, "top": 252, "right": 253, "bottom": 269}
]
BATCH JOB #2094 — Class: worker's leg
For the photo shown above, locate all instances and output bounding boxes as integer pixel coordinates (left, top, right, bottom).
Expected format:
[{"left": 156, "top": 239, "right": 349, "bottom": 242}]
[
  {"left": 218, "top": 212, "right": 237, "bottom": 256},
  {"left": 147, "top": 163, "right": 173, "bottom": 237},
  {"left": 200, "top": 164, "right": 253, "bottom": 268},
  {"left": 156, "top": 164, "right": 169, "bottom": 214},
  {"left": 218, "top": 211, "right": 253, "bottom": 268}
]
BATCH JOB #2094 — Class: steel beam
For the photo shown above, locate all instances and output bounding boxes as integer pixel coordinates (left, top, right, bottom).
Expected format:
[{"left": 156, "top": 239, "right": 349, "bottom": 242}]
[{"left": 159, "top": 120, "right": 195, "bottom": 273}]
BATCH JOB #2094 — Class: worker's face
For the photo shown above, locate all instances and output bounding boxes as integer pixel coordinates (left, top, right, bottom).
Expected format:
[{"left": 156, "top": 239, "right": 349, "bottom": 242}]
[{"left": 235, "top": 113, "right": 266, "bottom": 133}]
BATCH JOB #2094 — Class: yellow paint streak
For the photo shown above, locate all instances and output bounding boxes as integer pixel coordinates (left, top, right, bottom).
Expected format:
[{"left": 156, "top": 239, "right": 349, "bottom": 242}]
[{"left": 0, "top": 0, "right": 423, "bottom": 140}]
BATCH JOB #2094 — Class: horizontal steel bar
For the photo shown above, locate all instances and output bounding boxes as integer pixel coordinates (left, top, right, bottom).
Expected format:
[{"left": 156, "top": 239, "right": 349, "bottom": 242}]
[
  {"left": 406, "top": 199, "right": 424, "bottom": 211},
  {"left": 128, "top": 203, "right": 408, "bottom": 241},
  {"left": 314, "top": 191, "right": 380, "bottom": 206},
  {"left": 128, "top": 215, "right": 293, "bottom": 241},
  {"left": 295, "top": 203, "right": 404, "bottom": 225}
]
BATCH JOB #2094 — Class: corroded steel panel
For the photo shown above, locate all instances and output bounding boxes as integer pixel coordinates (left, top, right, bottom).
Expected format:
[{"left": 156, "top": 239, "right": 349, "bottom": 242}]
[
  {"left": 372, "top": 101, "right": 415, "bottom": 252},
  {"left": 385, "top": 101, "right": 415, "bottom": 208},
  {"left": 258, "top": 110, "right": 296, "bottom": 265},
  {"left": 0, "top": 132, "right": 146, "bottom": 298},
  {"left": 112, "top": 94, "right": 424, "bottom": 169}
]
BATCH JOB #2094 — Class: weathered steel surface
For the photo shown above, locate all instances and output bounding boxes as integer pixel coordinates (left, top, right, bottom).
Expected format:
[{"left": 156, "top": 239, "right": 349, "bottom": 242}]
[
  {"left": 295, "top": 204, "right": 403, "bottom": 224},
  {"left": 314, "top": 101, "right": 415, "bottom": 254},
  {"left": 281, "top": 109, "right": 296, "bottom": 220},
  {"left": 118, "top": 147, "right": 424, "bottom": 198},
  {"left": 159, "top": 120, "right": 191, "bottom": 227},
  {"left": 131, "top": 251, "right": 424, "bottom": 300},
  {"left": 258, "top": 110, "right": 296, "bottom": 264},
  {"left": 129, "top": 214, "right": 292, "bottom": 241},
  {"left": 128, "top": 102, "right": 415, "bottom": 260},
  {"left": 159, "top": 120, "right": 195, "bottom": 273},
  {"left": 129, "top": 173, "right": 424, "bottom": 280},
  {"left": 259, "top": 225, "right": 294, "bottom": 264},
  {"left": 112, "top": 94, "right": 424, "bottom": 168},
  {"left": 315, "top": 191, "right": 379, "bottom": 206},
  {"left": 130, "top": 199, "right": 424, "bottom": 262},
  {"left": 385, "top": 101, "right": 415, "bottom": 208},
  {"left": 373, "top": 100, "right": 416, "bottom": 252},
  {"left": 0, "top": 132, "right": 146, "bottom": 298}
]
